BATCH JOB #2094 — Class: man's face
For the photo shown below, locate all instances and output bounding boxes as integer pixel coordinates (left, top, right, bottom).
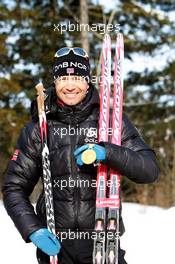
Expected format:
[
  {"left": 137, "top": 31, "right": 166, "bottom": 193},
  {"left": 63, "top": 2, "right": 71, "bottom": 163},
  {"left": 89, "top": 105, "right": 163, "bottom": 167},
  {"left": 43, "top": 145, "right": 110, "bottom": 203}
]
[{"left": 55, "top": 75, "right": 89, "bottom": 106}]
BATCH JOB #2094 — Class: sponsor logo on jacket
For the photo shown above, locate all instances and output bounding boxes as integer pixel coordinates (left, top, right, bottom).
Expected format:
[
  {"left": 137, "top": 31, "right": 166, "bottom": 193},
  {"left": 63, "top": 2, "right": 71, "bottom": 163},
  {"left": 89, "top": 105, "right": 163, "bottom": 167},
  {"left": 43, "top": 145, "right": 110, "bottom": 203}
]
[{"left": 85, "top": 128, "right": 98, "bottom": 143}]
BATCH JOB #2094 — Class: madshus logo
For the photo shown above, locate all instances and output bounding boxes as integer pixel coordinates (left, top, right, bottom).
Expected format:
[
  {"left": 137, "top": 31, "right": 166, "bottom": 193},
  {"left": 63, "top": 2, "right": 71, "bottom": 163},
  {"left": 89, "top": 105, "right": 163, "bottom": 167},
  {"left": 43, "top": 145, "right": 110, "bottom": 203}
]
[
  {"left": 84, "top": 128, "right": 98, "bottom": 144},
  {"left": 54, "top": 61, "right": 88, "bottom": 72}
]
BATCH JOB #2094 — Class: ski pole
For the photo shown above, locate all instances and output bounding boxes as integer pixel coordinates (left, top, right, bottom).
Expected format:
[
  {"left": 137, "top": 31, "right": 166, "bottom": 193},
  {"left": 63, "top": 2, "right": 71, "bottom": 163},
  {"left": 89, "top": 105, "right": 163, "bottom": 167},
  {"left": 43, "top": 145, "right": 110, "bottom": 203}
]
[{"left": 36, "top": 82, "right": 58, "bottom": 264}]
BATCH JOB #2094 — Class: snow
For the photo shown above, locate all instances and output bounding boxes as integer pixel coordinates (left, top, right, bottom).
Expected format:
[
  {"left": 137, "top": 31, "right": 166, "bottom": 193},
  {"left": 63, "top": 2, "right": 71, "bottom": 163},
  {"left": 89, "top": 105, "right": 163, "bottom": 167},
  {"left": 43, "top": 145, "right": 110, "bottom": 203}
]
[
  {"left": 1, "top": 200, "right": 175, "bottom": 264},
  {"left": 121, "top": 203, "right": 175, "bottom": 264}
]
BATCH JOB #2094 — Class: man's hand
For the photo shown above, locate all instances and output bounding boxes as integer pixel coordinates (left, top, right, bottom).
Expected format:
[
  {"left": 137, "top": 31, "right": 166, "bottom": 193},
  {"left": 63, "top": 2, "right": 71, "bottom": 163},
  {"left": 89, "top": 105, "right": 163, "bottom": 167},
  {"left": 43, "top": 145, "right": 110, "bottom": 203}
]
[
  {"left": 29, "top": 228, "right": 61, "bottom": 256},
  {"left": 74, "top": 144, "right": 106, "bottom": 166}
]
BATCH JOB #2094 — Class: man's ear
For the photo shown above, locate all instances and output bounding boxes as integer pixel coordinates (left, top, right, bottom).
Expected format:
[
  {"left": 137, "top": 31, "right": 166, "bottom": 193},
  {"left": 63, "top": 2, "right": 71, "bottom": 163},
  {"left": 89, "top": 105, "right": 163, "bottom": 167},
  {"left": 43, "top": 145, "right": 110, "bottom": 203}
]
[{"left": 86, "top": 86, "right": 90, "bottom": 94}]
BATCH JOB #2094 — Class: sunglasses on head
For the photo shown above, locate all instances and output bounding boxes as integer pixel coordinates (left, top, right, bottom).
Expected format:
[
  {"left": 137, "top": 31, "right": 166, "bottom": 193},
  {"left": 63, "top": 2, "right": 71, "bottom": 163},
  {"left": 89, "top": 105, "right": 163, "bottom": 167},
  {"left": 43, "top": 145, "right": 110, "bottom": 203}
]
[{"left": 54, "top": 47, "right": 89, "bottom": 59}]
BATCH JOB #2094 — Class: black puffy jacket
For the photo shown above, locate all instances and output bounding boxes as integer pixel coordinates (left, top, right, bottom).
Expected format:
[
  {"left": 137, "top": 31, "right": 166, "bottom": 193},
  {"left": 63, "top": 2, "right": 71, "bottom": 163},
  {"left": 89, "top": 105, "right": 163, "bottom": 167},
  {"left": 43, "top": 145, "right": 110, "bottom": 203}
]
[{"left": 2, "top": 85, "right": 159, "bottom": 243}]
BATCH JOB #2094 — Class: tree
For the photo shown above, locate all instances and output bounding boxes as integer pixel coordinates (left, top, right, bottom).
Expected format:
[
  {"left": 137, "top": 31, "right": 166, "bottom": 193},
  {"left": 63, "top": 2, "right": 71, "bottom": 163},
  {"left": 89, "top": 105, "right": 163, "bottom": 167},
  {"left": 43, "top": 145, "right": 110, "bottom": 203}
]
[{"left": 0, "top": 0, "right": 174, "bottom": 207}]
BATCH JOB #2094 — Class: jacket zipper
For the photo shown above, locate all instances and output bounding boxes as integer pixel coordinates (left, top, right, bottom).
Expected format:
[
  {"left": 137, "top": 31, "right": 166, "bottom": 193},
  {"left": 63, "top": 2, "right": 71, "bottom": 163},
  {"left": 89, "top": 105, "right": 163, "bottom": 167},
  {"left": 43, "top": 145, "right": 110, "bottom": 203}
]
[{"left": 70, "top": 123, "right": 79, "bottom": 229}]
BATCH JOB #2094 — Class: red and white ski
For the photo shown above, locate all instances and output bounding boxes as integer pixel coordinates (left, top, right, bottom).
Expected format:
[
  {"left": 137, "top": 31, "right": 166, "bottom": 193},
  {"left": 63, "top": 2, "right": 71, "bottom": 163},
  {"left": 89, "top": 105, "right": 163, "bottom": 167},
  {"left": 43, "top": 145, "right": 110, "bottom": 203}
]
[
  {"left": 93, "top": 33, "right": 111, "bottom": 264},
  {"left": 93, "top": 33, "right": 124, "bottom": 264},
  {"left": 106, "top": 33, "right": 124, "bottom": 264}
]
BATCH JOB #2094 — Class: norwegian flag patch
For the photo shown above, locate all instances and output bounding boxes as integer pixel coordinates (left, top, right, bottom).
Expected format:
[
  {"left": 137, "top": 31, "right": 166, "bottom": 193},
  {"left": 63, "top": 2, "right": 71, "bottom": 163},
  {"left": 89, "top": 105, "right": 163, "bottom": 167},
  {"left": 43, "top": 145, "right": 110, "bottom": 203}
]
[
  {"left": 11, "top": 149, "right": 20, "bottom": 161},
  {"left": 66, "top": 67, "right": 74, "bottom": 74}
]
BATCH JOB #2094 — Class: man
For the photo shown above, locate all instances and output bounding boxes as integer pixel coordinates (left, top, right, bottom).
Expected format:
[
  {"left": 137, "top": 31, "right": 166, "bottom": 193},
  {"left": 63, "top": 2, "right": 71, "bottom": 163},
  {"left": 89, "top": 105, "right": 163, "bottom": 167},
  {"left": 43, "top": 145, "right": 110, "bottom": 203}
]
[{"left": 2, "top": 47, "right": 159, "bottom": 264}]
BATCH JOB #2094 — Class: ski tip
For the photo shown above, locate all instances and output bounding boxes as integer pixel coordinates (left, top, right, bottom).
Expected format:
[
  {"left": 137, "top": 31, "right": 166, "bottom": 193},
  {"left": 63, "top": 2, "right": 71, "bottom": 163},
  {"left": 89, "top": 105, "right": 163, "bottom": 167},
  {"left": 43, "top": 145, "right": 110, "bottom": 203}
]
[
  {"left": 104, "top": 33, "right": 111, "bottom": 44},
  {"left": 117, "top": 32, "right": 123, "bottom": 37},
  {"left": 116, "top": 33, "right": 124, "bottom": 49},
  {"left": 104, "top": 33, "right": 110, "bottom": 39},
  {"left": 102, "top": 34, "right": 111, "bottom": 57}
]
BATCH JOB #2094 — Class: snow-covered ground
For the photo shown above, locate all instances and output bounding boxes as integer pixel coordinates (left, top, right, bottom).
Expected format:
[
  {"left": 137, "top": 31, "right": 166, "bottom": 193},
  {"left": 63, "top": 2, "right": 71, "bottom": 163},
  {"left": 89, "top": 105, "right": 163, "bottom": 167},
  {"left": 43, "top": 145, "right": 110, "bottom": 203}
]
[
  {"left": 1, "top": 200, "right": 175, "bottom": 264},
  {"left": 121, "top": 203, "right": 175, "bottom": 264}
]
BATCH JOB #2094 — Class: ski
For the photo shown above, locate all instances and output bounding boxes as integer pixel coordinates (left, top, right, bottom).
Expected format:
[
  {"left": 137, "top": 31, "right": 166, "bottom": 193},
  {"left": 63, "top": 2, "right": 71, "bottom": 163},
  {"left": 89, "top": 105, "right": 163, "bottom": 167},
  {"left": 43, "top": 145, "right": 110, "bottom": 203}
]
[
  {"left": 36, "top": 82, "right": 58, "bottom": 264},
  {"left": 106, "top": 33, "right": 124, "bottom": 264},
  {"left": 93, "top": 34, "right": 111, "bottom": 264},
  {"left": 93, "top": 32, "right": 124, "bottom": 264}
]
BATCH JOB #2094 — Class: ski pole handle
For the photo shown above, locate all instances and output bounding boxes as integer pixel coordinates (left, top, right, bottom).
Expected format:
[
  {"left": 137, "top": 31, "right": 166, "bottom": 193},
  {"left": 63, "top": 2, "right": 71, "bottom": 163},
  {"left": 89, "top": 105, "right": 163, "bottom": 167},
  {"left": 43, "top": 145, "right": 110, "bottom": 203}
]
[{"left": 35, "top": 82, "right": 45, "bottom": 116}]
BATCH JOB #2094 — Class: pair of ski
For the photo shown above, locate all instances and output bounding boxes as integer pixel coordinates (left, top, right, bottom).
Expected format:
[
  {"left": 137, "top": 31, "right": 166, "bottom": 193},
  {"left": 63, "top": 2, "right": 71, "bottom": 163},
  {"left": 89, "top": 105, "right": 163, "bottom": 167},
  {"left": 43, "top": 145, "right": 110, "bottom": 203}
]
[
  {"left": 35, "top": 32, "right": 124, "bottom": 264},
  {"left": 93, "top": 33, "right": 124, "bottom": 264}
]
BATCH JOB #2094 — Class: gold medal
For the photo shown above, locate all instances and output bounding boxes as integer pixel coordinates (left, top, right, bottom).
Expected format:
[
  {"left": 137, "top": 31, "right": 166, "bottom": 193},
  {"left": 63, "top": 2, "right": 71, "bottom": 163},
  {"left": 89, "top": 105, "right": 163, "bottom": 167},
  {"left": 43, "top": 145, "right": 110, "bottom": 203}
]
[{"left": 82, "top": 144, "right": 96, "bottom": 164}]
